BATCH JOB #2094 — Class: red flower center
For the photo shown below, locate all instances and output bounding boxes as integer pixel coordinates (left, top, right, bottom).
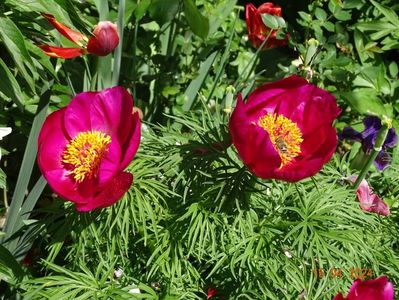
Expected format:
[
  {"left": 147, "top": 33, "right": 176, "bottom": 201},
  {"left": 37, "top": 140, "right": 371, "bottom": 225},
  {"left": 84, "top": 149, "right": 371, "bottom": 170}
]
[
  {"left": 62, "top": 131, "right": 111, "bottom": 182},
  {"left": 258, "top": 113, "right": 303, "bottom": 168}
]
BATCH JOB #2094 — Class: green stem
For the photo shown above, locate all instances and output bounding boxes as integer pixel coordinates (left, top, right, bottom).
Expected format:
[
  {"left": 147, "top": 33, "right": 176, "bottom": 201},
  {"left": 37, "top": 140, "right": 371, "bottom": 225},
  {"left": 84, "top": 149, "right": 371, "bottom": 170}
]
[
  {"left": 132, "top": 21, "right": 138, "bottom": 102},
  {"left": 234, "top": 30, "right": 273, "bottom": 90},
  {"left": 112, "top": 0, "right": 125, "bottom": 86},
  {"left": 353, "top": 121, "right": 390, "bottom": 189},
  {"left": 3, "top": 187, "right": 7, "bottom": 210},
  {"left": 62, "top": 65, "right": 76, "bottom": 96}
]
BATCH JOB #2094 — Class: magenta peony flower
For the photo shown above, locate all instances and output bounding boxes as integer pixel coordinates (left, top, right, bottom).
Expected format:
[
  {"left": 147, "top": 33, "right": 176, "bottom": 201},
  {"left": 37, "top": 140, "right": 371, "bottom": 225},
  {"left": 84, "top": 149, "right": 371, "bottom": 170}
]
[
  {"left": 349, "top": 176, "right": 390, "bottom": 216},
  {"left": 37, "top": 87, "right": 141, "bottom": 211},
  {"left": 229, "top": 75, "right": 341, "bottom": 182},
  {"left": 334, "top": 276, "right": 394, "bottom": 300}
]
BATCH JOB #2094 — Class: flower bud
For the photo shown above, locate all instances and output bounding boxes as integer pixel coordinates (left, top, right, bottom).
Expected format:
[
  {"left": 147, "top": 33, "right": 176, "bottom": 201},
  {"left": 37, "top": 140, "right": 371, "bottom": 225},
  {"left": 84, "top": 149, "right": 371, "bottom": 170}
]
[{"left": 87, "top": 21, "right": 119, "bottom": 56}]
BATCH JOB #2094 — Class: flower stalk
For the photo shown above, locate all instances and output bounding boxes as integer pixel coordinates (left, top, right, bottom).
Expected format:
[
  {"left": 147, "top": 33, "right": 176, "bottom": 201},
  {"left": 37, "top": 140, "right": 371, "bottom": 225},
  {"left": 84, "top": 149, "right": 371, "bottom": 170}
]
[{"left": 353, "top": 118, "right": 391, "bottom": 189}]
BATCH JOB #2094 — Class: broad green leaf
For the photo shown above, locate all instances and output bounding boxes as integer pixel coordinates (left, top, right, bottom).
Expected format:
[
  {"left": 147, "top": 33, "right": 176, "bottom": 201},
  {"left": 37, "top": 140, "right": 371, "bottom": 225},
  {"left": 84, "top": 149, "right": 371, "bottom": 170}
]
[
  {"left": 339, "top": 88, "right": 391, "bottom": 117},
  {"left": 0, "top": 58, "right": 25, "bottom": 110},
  {"left": 355, "top": 21, "right": 397, "bottom": 32},
  {"left": 381, "top": 36, "right": 399, "bottom": 51},
  {"left": 5, "top": 0, "right": 82, "bottom": 31},
  {"left": 328, "top": 0, "right": 343, "bottom": 15},
  {"left": 0, "top": 245, "right": 24, "bottom": 283},
  {"left": 354, "top": 29, "right": 368, "bottom": 62},
  {"left": 388, "top": 61, "right": 398, "bottom": 78},
  {"left": 261, "top": 14, "right": 279, "bottom": 30},
  {"left": 0, "top": 168, "right": 6, "bottom": 190},
  {"left": 112, "top": 0, "right": 125, "bottom": 86},
  {"left": 52, "top": 0, "right": 91, "bottom": 33},
  {"left": 370, "top": 0, "right": 399, "bottom": 27},
  {"left": 93, "top": 0, "right": 109, "bottom": 21},
  {"left": 149, "top": 0, "right": 179, "bottom": 25},
  {"left": 123, "top": 0, "right": 136, "bottom": 24},
  {"left": 135, "top": 0, "right": 152, "bottom": 21},
  {"left": 0, "top": 17, "right": 36, "bottom": 93},
  {"left": 315, "top": 8, "right": 327, "bottom": 21},
  {"left": 183, "top": 51, "right": 218, "bottom": 111},
  {"left": 298, "top": 11, "right": 312, "bottom": 23},
  {"left": 26, "top": 42, "right": 57, "bottom": 81},
  {"left": 323, "top": 21, "right": 335, "bottom": 32},
  {"left": 208, "top": 0, "right": 237, "bottom": 35},
  {"left": 183, "top": 0, "right": 210, "bottom": 39},
  {"left": 2, "top": 85, "right": 52, "bottom": 254},
  {"left": 305, "top": 39, "right": 319, "bottom": 66},
  {"left": 334, "top": 10, "right": 351, "bottom": 21},
  {"left": 343, "top": 0, "right": 364, "bottom": 9}
]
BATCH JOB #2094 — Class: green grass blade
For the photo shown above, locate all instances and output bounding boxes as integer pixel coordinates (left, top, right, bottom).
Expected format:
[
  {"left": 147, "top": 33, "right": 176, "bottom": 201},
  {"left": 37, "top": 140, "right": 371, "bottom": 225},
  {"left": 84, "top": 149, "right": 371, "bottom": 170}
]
[
  {"left": 112, "top": 0, "right": 126, "bottom": 87},
  {"left": 0, "top": 58, "right": 25, "bottom": 111},
  {"left": 2, "top": 85, "right": 52, "bottom": 252},
  {"left": 0, "top": 17, "right": 36, "bottom": 93},
  {"left": 182, "top": 51, "right": 218, "bottom": 111}
]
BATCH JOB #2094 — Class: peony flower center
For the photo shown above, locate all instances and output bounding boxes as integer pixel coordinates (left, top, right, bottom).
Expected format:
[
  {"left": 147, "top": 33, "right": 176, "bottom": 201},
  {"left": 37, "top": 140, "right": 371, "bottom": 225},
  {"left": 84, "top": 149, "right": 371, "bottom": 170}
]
[
  {"left": 258, "top": 113, "right": 303, "bottom": 168},
  {"left": 62, "top": 131, "right": 111, "bottom": 182}
]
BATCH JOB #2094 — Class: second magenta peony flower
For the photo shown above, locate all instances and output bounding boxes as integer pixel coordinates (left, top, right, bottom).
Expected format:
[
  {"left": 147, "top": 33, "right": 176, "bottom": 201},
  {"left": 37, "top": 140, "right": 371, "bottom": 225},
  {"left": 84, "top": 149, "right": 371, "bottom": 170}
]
[
  {"left": 37, "top": 87, "right": 141, "bottom": 211},
  {"left": 229, "top": 75, "right": 341, "bottom": 182}
]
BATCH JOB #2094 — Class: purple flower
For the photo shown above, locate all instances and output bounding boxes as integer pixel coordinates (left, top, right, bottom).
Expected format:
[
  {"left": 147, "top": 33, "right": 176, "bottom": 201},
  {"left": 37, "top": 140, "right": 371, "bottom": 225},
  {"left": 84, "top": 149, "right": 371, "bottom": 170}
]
[{"left": 340, "top": 116, "right": 397, "bottom": 171}]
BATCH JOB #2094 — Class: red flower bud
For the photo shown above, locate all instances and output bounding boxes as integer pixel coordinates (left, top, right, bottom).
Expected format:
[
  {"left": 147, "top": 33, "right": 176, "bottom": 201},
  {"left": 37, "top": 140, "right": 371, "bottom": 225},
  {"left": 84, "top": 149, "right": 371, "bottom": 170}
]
[
  {"left": 38, "top": 14, "right": 119, "bottom": 59},
  {"left": 87, "top": 21, "right": 119, "bottom": 56},
  {"left": 245, "top": 2, "right": 289, "bottom": 49}
]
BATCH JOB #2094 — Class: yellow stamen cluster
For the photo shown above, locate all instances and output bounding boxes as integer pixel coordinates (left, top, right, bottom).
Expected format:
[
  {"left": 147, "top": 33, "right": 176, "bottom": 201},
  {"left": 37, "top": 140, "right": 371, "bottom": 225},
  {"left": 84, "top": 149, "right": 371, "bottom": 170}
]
[
  {"left": 258, "top": 113, "right": 303, "bottom": 168},
  {"left": 62, "top": 131, "right": 111, "bottom": 182}
]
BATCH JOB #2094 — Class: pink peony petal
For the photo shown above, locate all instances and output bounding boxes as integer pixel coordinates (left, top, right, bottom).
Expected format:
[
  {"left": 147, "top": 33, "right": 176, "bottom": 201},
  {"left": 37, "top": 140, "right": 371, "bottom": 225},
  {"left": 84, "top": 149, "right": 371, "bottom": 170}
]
[
  {"left": 96, "top": 136, "right": 122, "bottom": 186},
  {"left": 119, "top": 112, "right": 141, "bottom": 170},
  {"left": 333, "top": 293, "right": 345, "bottom": 300},
  {"left": 291, "top": 88, "right": 341, "bottom": 135},
  {"left": 75, "top": 172, "right": 133, "bottom": 212},
  {"left": 230, "top": 94, "right": 281, "bottom": 176},
  {"left": 63, "top": 91, "right": 97, "bottom": 138},
  {"left": 37, "top": 109, "right": 88, "bottom": 204},
  {"left": 337, "top": 276, "right": 395, "bottom": 300},
  {"left": 90, "top": 86, "right": 134, "bottom": 144},
  {"left": 245, "top": 76, "right": 308, "bottom": 119},
  {"left": 355, "top": 178, "right": 390, "bottom": 216}
]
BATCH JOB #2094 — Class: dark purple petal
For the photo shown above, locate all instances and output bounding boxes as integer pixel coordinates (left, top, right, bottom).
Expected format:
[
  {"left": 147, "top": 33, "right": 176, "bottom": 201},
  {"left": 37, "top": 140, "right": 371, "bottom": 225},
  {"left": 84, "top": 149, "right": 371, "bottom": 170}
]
[
  {"left": 363, "top": 116, "right": 382, "bottom": 132},
  {"left": 374, "top": 150, "right": 392, "bottom": 171},
  {"left": 383, "top": 128, "right": 398, "bottom": 149},
  {"left": 339, "top": 126, "right": 363, "bottom": 142},
  {"left": 360, "top": 116, "right": 381, "bottom": 148}
]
